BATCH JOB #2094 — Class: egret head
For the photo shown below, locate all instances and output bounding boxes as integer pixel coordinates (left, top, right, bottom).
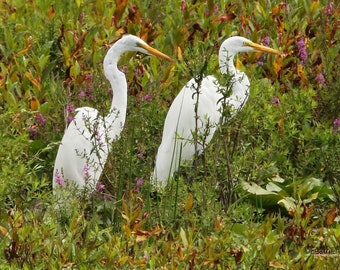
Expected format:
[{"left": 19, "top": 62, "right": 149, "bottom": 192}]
[
  {"left": 220, "top": 36, "right": 281, "bottom": 55},
  {"left": 218, "top": 36, "right": 281, "bottom": 74},
  {"left": 119, "top": 35, "right": 173, "bottom": 62}
]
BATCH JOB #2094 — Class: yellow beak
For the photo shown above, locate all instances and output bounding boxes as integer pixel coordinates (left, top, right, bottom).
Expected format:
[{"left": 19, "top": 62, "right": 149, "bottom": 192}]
[
  {"left": 139, "top": 43, "right": 174, "bottom": 62},
  {"left": 246, "top": 41, "right": 281, "bottom": 55}
]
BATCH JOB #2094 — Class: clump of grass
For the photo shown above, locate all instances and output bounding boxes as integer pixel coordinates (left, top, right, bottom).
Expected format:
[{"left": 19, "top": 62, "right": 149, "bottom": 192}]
[{"left": 0, "top": 0, "right": 339, "bottom": 268}]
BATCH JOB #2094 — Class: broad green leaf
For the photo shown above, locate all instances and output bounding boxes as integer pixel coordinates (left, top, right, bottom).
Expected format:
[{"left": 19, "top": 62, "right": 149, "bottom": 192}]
[
  {"left": 242, "top": 182, "right": 282, "bottom": 207},
  {"left": 278, "top": 197, "right": 296, "bottom": 212},
  {"left": 266, "top": 182, "right": 282, "bottom": 193}
]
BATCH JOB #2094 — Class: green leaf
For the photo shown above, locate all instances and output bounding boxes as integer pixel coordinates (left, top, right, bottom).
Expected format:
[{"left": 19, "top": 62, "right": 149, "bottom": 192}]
[
  {"left": 180, "top": 227, "right": 188, "bottom": 248},
  {"left": 303, "top": 192, "right": 318, "bottom": 204},
  {"left": 278, "top": 197, "right": 296, "bottom": 212},
  {"left": 70, "top": 61, "right": 81, "bottom": 79},
  {"left": 242, "top": 182, "right": 282, "bottom": 207}
]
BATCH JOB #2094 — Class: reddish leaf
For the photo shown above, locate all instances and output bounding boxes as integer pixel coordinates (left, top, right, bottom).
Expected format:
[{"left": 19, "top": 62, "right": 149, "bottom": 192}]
[
  {"left": 297, "top": 64, "right": 307, "bottom": 83},
  {"left": 16, "top": 36, "right": 32, "bottom": 56},
  {"left": 301, "top": 203, "right": 314, "bottom": 219},
  {"left": 271, "top": 5, "right": 281, "bottom": 16},
  {"left": 269, "top": 261, "right": 285, "bottom": 269},
  {"left": 214, "top": 217, "right": 223, "bottom": 231},
  {"left": 212, "top": 13, "right": 236, "bottom": 23},
  {"left": 273, "top": 55, "right": 284, "bottom": 75},
  {"left": 25, "top": 72, "right": 41, "bottom": 90},
  {"left": 113, "top": 0, "right": 129, "bottom": 27},
  {"left": 0, "top": 226, "right": 11, "bottom": 240},
  {"left": 228, "top": 247, "right": 243, "bottom": 265},
  {"left": 47, "top": 4, "right": 56, "bottom": 20},
  {"left": 30, "top": 97, "right": 38, "bottom": 110},
  {"left": 239, "top": 15, "right": 249, "bottom": 27},
  {"left": 135, "top": 234, "right": 148, "bottom": 243},
  {"left": 127, "top": 4, "right": 141, "bottom": 25},
  {"left": 324, "top": 207, "right": 338, "bottom": 227}
]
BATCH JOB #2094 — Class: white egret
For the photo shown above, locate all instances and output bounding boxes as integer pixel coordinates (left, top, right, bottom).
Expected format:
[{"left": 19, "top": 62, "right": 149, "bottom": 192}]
[
  {"left": 53, "top": 34, "right": 173, "bottom": 191},
  {"left": 151, "top": 36, "right": 280, "bottom": 189}
]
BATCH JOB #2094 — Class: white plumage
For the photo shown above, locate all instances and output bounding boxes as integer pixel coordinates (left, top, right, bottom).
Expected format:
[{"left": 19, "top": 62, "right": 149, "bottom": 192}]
[
  {"left": 151, "top": 36, "right": 280, "bottom": 188},
  {"left": 53, "top": 35, "right": 173, "bottom": 191}
]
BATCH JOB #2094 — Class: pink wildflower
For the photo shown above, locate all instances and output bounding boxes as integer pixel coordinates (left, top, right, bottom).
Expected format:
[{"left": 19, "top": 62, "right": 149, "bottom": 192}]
[
  {"left": 325, "top": 2, "right": 334, "bottom": 16},
  {"left": 119, "top": 65, "right": 128, "bottom": 74},
  {"left": 36, "top": 112, "right": 46, "bottom": 126},
  {"left": 83, "top": 164, "right": 90, "bottom": 182},
  {"left": 79, "top": 12, "right": 85, "bottom": 24},
  {"left": 28, "top": 126, "right": 39, "bottom": 140},
  {"left": 85, "top": 73, "right": 92, "bottom": 80},
  {"left": 136, "top": 177, "right": 143, "bottom": 186},
  {"left": 333, "top": 118, "right": 340, "bottom": 134},
  {"left": 296, "top": 38, "right": 307, "bottom": 64},
  {"left": 180, "top": 0, "right": 185, "bottom": 11},
  {"left": 66, "top": 103, "right": 75, "bottom": 123},
  {"left": 134, "top": 177, "right": 144, "bottom": 193},
  {"left": 213, "top": 5, "right": 219, "bottom": 14},
  {"left": 86, "top": 87, "right": 93, "bottom": 100},
  {"left": 316, "top": 73, "right": 326, "bottom": 86},
  {"left": 78, "top": 90, "right": 86, "bottom": 98},
  {"left": 96, "top": 181, "right": 105, "bottom": 192},
  {"left": 262, "top": 36, "right": 271, "bottom": 46},
  {"left": 55, "top": 171, "right": 65, "bottom": 187},
  {"left": 143, "top": 93, "right": 152, "bottom": 101},
  {"left": 271, "top": 97, "right": 281, "bottom": 106}
]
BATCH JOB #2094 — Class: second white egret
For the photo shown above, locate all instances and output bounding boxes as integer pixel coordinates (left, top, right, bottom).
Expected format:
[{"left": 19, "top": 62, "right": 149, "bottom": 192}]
[{"left": 151, "top": 36, "right": 280, "bottom": 189}]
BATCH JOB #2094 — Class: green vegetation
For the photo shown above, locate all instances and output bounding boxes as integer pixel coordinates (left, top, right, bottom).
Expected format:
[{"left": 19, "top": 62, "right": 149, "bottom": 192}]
[{"left": 0, "top": 0, "right": 339, "bottom": 268}]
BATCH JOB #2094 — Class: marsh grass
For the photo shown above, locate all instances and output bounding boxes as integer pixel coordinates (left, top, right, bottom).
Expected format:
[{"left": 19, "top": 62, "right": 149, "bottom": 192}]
[{"left": 1, "top": 0, "right": 339, "bottom": 268}]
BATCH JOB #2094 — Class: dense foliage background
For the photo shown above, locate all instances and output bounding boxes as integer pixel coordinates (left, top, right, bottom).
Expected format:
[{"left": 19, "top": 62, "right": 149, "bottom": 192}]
[{"left": 0, "top": 0, "right": 339, "bottom": 268}]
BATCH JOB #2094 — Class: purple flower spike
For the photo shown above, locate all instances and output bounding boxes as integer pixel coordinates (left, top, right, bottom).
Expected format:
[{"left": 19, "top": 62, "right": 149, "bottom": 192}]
[
  {"left": 180, "top": 0, "right": 185, "bottom": 11},
  {"left": 262, "top": 36, "right": 271, "bottom": 47},
  {"left": 297, "top": 38, "right": 307, "bottom": 64},
  {"left": 36, "top": 112, "right": 46, "bottom": 126},
  {"left": 96, "top": 181, "right": 105, "bottom": 192},
  {"left": 144, "top": 93, "right": 152, "bottom": 101},
  {"left": 271, "top": 97, "right": 281, "bottom": 106},
  {"left": 137, "top": 147, "right": 145, "bottom": 159},
  {"left": 325, "top": 2, "right": 334, "bottom": 16},
  {"left": 78, "top": 90, "right": 86, "bottom": 98},
  {"left": 55, "top": 171, "right": 65, "bottom": 187},
  {"left": 316, "top": 73, "right": 326, "bottom": 86},
  {"left": 213, "top": 5, "right": 218, "bottom": 14},
  {"left": 136, "top": 177, "right": 144, "bottom": 186},
  {"left": 28, "top": 126, "right": 39, "bottom": 140},
  {"left": 83, "top": 164, "right": 90, "bottom": 182},
  {"left": 85, "top": 73, "right": 92, "bottom": 80},
  {"left": 332, "top": 118, "right": 340, "bottom": 134},
  {"left": 66, "top": 103, "right": 75, "bottom": 123},
  {"left": 333, "top": 119, "right": 340, "bottom": 127}
]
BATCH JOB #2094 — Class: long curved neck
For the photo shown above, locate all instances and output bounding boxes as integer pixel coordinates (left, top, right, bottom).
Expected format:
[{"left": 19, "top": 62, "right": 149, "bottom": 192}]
[
  {"left": 103, "top": 43, "right": 128, "bottom": 141},
  {"left": 218, "top": 50, "right": 236, "bottom": 75},
  {"left": 218, "top": 50, "right": 250, "bottom": 115}
]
